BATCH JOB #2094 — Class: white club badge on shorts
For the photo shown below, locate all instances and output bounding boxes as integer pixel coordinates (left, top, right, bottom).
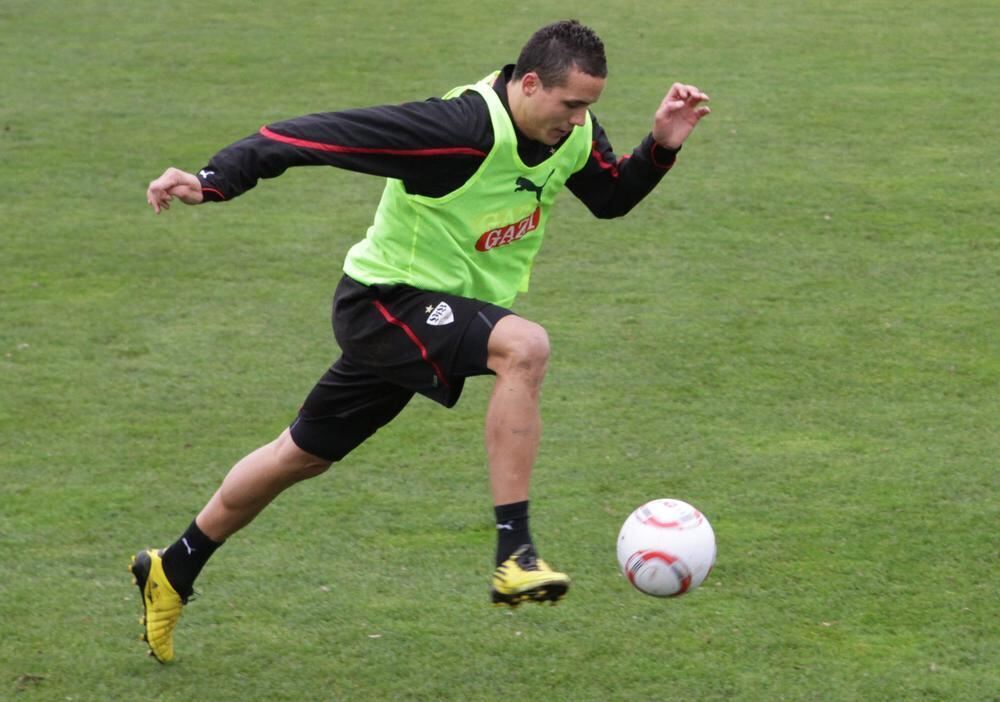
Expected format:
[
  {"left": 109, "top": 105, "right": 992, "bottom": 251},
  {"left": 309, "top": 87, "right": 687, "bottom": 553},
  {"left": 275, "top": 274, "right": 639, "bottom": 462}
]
[{"left": 426, "top": 302, "right": 454, "bottom": 326}]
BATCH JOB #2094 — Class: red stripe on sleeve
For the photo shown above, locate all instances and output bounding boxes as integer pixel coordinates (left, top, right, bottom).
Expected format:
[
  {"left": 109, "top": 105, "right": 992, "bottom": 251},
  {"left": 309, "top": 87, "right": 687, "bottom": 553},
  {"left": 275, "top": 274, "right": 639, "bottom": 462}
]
[
  {"left": 260, "top": 126, "right": 486, "bottom": 158},
  {"left": 590, "top": 140, "right": 620, "bottom": 179}
]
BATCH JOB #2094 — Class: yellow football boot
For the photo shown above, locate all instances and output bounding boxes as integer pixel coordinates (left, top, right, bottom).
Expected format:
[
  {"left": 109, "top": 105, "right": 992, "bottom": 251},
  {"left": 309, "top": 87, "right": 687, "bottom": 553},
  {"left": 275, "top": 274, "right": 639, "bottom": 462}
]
[
  {"left": 490, "top": 545, "right": 570, "bottom": 607},
  {"left": 129, "top": 549, "right": 187, "bottom": 663}
]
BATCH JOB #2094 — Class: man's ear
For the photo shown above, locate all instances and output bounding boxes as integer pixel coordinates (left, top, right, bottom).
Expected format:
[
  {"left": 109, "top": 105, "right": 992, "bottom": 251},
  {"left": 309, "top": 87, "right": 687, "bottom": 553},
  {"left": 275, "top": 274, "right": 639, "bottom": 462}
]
[{"left": 521, "top": 71, "right": 541, "bottom": 96}]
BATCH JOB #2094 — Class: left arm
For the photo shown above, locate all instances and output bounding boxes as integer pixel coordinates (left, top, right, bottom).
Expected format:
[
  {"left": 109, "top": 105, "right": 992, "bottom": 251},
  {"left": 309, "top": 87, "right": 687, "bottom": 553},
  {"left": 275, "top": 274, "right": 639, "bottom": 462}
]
[
  {"left": 567, "top": 82, "right": 710, "bottom": 219},
  {"left": 566, "top": 121, "right": 680, "bottom": 219}
]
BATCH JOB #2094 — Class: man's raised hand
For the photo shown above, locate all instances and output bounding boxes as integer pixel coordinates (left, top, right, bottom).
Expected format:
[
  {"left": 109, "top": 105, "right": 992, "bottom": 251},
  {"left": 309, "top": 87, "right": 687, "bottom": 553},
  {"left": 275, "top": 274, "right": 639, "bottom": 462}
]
[{"left": 652, "top": 83, "right": 711, "bottom": 150}]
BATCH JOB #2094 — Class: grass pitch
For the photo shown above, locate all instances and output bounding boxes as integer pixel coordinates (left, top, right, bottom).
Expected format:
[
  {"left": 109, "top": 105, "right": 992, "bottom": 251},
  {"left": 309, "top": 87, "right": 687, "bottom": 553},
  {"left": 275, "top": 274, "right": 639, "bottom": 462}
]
[{"left": 1, "top": 1, "right": 997, "bottom": 700}]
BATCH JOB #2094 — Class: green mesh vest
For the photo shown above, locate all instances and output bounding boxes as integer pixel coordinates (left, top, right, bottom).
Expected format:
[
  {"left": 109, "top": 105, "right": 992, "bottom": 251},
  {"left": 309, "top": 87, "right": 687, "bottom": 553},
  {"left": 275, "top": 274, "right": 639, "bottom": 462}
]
[{"left": 342, "top": 73, "right": 592, "bottom": 307}]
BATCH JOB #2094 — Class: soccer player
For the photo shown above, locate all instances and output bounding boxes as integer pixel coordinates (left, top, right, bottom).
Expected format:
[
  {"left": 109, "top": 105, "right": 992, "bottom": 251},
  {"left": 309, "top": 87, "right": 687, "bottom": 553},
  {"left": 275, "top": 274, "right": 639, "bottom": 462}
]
[{"left": 135, "top": 19, "right": 709, "bottom": 663}]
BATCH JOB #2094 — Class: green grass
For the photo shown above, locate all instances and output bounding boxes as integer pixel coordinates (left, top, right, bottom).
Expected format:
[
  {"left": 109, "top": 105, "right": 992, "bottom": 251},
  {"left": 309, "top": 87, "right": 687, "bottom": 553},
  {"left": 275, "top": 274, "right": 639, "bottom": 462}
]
[{"left": 2, "top": 0, "right": 997, "bottom": 700}]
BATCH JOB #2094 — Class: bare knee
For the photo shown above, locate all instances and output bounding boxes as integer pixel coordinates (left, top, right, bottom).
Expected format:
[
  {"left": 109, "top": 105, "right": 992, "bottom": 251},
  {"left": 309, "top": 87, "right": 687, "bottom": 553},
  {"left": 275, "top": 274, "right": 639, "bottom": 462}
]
[
  {"left": 272, "top": 429, "right": 332, "bottom": 481},
  {"left": 487, "top": 316, "right": 550, "bottom": 381}
]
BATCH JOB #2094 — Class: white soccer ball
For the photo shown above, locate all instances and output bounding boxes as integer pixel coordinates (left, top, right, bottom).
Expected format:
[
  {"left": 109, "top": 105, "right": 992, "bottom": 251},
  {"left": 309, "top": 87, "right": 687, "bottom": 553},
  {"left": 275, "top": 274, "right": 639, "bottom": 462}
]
[{"left": 617, "top": 498, "right": 716, "bottom": 597}]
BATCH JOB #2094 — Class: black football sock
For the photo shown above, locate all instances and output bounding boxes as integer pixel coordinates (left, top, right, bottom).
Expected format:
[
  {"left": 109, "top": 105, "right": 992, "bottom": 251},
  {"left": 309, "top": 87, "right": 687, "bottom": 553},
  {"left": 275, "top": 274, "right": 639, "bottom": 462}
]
[
  {"left": 160, "top": 519, "right": 223, "bottom": 597},
  {"left": 494, "top": 500, "right": 532, "bottom": 567}
]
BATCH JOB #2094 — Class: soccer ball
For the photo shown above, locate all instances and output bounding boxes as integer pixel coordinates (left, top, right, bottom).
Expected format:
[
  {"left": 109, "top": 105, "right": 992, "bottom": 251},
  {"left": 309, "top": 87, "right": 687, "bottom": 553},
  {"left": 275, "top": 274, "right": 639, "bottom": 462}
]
[{"left": 617, "top": 498, "right": 716, "bottom": 597}]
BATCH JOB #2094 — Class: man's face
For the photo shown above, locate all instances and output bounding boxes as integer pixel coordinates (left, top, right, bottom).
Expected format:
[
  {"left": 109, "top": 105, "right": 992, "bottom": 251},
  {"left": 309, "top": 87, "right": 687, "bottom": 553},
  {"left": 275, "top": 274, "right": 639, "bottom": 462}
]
[{"left": 515, "top": 67, "right": 606, "bottom": 145}]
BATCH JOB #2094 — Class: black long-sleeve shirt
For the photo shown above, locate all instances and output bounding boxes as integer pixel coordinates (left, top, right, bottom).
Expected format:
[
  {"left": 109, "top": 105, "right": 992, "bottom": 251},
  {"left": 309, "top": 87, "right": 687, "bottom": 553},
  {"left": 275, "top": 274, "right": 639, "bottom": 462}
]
[{"left": 197, "top": 65, "right": 680, "bottom": 219}]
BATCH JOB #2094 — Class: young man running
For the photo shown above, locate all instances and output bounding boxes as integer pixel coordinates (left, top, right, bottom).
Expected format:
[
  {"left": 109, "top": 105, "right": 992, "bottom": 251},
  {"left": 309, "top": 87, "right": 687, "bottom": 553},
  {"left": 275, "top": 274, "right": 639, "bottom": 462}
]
[{"left": 135, "top": 19, "right": 710, "bottom": 663}]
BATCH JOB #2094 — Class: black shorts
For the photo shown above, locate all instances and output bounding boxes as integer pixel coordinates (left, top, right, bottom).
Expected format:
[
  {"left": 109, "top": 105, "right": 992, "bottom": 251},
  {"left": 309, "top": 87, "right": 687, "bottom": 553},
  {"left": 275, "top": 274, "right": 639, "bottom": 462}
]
[{"left": 289, "top": 275, "right": 513, "bottom": 461}]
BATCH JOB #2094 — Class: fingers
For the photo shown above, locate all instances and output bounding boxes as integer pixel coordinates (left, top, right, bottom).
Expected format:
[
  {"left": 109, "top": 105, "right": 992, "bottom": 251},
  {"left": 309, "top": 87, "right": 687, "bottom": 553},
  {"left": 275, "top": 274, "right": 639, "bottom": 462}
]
[
  {"left": 652, "top": 82, "right": 712, "bottom": 149},
  {"left": 146, "top": 184, "right": 172, "bottom": 214},
  {"left": 146, "top": 167, "right": 194, "bottom": 214},
  {"left": 667, "top": 82, "right": 710, "bottom": 104},
  {"left": 147, "top": 168, "right": 174, "bottom": 214},
  {"left": 146, "top": 189, "right": 165, "bottom": 214}
]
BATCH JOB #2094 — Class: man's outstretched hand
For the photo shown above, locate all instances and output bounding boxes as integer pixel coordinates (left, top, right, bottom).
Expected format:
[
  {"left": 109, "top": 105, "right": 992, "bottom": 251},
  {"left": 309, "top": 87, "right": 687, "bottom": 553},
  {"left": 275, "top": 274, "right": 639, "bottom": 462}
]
[{"left": 146, "top": 167, "right": 204, "bottom": 214}]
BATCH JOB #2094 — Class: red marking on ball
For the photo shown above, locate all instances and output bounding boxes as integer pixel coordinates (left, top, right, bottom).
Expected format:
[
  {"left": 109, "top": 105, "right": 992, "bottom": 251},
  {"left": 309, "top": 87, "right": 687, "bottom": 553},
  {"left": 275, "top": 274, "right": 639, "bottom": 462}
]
[
  {"left": 638, "top": 504, "right": 704, "bottom": 530},
  {"left": 625, "top": 550, "right": 693, "bottom": 596}
]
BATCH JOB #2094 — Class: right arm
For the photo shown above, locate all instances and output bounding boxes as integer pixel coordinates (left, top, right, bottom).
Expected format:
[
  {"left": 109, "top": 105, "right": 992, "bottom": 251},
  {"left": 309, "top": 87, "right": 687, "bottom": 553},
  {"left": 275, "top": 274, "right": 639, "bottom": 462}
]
[{"left": 146, "top": 95, "right": 492, "bottom": 213}]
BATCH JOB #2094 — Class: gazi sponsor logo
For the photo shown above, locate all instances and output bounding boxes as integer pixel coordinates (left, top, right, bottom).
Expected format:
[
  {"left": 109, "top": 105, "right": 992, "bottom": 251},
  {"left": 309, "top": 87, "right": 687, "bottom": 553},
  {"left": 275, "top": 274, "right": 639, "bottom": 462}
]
[{"left": 475, "top": 207, "right": 541, "bottom": 252}]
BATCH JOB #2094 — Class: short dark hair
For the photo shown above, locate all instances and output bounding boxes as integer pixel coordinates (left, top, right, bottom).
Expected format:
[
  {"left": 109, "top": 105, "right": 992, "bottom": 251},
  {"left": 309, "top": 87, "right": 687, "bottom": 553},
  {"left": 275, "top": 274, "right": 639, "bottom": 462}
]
[{"left": 512, "top": 20, "right": 607, "bottom": 87}]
